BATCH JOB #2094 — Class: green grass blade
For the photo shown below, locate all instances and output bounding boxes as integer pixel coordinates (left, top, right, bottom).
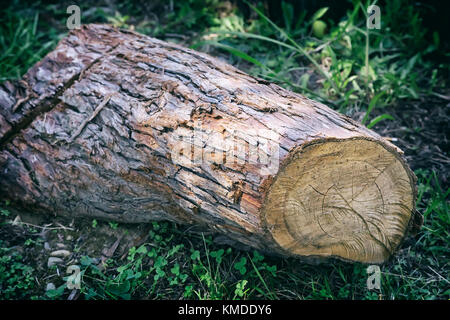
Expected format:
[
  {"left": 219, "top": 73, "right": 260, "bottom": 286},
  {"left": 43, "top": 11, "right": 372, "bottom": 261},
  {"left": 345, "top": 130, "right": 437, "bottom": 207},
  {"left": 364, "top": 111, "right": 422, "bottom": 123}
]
[{"left": 367, "top": 113, "right": 394, "bottom": 129}]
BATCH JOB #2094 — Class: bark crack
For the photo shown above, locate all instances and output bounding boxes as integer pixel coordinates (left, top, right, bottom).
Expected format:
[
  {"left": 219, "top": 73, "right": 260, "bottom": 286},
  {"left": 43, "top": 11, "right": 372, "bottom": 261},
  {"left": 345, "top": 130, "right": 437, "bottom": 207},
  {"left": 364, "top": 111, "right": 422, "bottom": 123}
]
[{"left": 0, "top": 44, "right": 119, "bottom": 151}]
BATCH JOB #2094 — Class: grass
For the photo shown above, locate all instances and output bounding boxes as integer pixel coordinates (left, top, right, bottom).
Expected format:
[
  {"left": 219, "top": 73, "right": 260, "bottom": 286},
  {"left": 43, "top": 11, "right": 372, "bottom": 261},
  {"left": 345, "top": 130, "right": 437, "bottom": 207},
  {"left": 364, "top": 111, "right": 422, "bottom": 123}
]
[
  {"left": 0, "top": 169, "right": 448, "bottom": 300},
  {"left": 0, "top": 240, "right": 37, "bottom": 299},
  {"left": 0, "top": 9, "right": 58, "bottom": 81},
  {"left": 0, "top": 0, "right": 448, "bottom": 300},
  {"left": 194, "top": 0, "right": 447, "bottom": 122}
]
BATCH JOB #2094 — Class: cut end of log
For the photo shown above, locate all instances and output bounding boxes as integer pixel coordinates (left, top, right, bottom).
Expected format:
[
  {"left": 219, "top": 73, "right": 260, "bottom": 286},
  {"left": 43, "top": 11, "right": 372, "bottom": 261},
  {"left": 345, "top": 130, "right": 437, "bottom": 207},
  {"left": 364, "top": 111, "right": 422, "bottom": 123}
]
[{"left": 263, "top": 137, "right": 416, "bottom": 263}]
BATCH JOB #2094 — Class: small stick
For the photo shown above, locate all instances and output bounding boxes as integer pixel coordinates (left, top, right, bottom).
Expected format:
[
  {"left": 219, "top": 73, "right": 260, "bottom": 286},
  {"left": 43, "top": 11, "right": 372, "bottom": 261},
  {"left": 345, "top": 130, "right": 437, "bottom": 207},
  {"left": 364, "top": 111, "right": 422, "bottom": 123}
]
[
  {"left": 12, "top": 220, "right": 75, "bottom": 231},
  {"left": 12, "top": 95, "right": 32, "bottom": 112},
  {"left": 67, "top": 93, "right": 114, "bottom": 143},
  {"left": 12, "top": 80, "right": 36, "bottom": 112}
]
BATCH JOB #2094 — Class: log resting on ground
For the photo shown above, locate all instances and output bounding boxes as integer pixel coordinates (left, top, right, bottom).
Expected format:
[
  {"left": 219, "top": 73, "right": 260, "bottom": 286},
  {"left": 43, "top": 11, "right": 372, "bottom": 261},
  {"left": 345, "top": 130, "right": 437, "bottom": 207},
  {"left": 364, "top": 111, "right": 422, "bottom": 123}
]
[{"left": 0, "top": 24, "right": 422, "bottom": 263}]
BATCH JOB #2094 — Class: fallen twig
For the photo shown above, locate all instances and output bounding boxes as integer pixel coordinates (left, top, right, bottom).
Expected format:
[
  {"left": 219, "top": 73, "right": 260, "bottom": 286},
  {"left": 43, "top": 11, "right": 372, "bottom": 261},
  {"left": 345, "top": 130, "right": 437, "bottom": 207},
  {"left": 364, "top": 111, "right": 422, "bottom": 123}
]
[{"left": 67, "top": 93, "right": 114, "bottom": 143}]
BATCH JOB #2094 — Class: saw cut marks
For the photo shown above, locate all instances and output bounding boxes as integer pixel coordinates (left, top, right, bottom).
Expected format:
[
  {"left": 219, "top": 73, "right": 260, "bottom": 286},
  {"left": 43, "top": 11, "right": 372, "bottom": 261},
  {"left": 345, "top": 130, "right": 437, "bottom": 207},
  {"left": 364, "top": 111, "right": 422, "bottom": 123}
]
[{"left": 263, "top": 138, "right": 414, "bottom": 263}]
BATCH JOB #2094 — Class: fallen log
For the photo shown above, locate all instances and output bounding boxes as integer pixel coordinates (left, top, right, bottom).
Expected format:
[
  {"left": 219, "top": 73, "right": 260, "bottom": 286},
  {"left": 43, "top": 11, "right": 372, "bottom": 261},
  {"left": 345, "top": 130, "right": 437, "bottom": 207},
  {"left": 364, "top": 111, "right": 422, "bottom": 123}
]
[{"left": 0, "top": 24, "right": 421, "bottom": 263}]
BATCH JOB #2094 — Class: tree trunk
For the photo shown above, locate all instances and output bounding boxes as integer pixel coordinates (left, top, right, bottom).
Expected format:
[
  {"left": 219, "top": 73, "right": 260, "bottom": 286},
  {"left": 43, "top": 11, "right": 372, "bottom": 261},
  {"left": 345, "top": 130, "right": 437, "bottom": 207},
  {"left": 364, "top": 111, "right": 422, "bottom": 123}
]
[{"left": 0, "top": 24, "right": 420, "bottom": 263}]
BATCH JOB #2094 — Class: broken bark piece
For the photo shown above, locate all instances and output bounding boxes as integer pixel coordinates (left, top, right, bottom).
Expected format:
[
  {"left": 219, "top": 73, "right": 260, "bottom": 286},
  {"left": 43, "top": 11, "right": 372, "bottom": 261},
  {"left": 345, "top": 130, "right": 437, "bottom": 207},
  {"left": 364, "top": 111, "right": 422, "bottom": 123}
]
[{"left": 0, "top": 24, "right": 419, "bottom": 263}]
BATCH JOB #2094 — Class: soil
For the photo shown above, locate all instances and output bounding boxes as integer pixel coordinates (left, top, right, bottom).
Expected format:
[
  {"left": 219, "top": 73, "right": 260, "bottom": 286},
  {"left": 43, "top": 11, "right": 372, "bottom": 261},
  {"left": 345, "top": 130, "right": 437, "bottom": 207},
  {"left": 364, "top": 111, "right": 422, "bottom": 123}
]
[{"left": 359, "top": 94, "right": 450, "bottom": 189}]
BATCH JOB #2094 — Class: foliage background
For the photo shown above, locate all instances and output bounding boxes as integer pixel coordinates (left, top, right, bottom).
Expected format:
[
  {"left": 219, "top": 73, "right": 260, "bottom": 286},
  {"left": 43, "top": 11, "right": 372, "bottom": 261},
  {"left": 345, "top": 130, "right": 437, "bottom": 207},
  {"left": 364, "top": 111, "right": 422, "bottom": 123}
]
[{"left": 0, "top": 0, "right": 448, "bottom": 300}]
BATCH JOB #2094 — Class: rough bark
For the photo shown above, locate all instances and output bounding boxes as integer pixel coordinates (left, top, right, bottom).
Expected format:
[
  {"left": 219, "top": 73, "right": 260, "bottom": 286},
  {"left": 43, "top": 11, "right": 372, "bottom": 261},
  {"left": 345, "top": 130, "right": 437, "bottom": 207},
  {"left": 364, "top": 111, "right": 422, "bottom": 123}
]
[{"left": 0, "top": 24, "right": 421, "bottom": 263}]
